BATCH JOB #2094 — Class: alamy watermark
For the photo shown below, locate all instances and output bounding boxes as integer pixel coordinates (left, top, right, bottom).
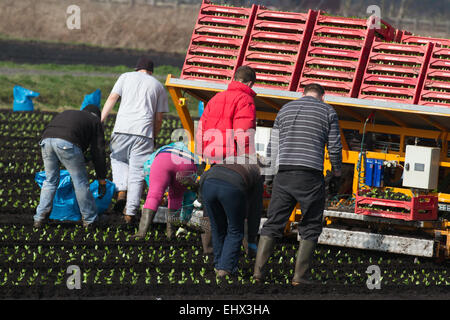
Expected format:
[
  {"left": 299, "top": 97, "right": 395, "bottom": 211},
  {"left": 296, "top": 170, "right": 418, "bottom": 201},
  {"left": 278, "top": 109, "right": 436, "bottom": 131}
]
[
  {"left": 66, "top": 5, "right": 81, "bottom": 30},
  {"left": 366, "top": 265, "right": 382, "bottom": 290},
  {"left": 66, "top": 265, "right": 81, "bottom": 290}
]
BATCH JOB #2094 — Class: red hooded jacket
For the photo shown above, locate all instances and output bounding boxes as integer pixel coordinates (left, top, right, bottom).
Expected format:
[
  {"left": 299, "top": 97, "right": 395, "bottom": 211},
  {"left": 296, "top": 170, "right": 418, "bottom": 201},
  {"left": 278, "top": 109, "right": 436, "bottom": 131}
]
[{"left": 196, "top": 81, "right": 256, "bottom": 162}]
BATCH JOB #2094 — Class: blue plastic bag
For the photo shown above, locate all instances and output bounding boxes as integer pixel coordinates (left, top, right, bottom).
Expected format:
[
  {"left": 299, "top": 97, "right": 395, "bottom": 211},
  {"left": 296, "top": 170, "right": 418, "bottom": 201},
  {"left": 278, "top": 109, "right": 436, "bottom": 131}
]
[
  {"left": 13, "top": 85, "right": 40, "bottom": 112},
  {"left": 35, "top": 170, "right": 81, "bottom": 221},
  {"left": 198, "top": 101, "right": 205, "bottom": 117},
  {"left": 35, "top": 170, "right": 116, "bottom": 221},
  {"left": 90, "top": 179, "right": 115, "bottom": 214},
  {"left": 81, "top": 89, "right": 101, "bottom": 110}
]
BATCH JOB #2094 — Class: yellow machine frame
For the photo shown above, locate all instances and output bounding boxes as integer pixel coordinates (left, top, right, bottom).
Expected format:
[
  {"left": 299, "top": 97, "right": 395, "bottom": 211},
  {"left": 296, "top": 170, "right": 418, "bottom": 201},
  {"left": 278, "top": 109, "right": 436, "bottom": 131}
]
[{"left": 165, "top": 74, "right": 450, "bottom": 258}]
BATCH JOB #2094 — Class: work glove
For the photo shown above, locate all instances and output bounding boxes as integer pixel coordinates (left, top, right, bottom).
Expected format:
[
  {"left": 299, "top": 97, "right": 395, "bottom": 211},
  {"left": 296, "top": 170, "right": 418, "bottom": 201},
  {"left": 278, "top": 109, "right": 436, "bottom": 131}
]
[{"left": 98, "top": 181, "right": 107, "bottom": 199}]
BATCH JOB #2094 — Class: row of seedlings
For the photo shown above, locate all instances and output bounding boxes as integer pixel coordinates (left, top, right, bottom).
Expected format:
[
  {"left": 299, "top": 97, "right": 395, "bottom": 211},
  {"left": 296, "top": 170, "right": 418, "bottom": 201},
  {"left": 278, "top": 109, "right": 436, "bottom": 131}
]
[
  {"left": 297, "top": 12, "right": 395, "bottom": 97},
  {"left": 401, "top": 35, "right": 450, "bottom": 107},
  {"left": 240, "top": 8, "right": 317, "bottom": 91},
  {"left": 358, "top": 40, "right": 434, "bottom": 104},
  {"left": 180, "top": 0, "right": 257, "bottom": 84}
]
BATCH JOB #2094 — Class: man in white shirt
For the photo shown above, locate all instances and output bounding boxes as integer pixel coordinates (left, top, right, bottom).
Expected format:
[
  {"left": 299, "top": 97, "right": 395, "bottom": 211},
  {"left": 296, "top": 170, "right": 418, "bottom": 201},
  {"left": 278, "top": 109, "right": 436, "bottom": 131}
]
[{"left": 101, "top": 57, "right": 169, "bottom": 223}]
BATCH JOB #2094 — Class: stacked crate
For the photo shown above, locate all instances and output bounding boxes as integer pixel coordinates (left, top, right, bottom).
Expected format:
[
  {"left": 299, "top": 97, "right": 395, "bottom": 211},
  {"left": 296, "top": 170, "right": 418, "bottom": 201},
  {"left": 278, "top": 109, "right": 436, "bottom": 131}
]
[
  {"left": 297, "top": 12, "right": 395, "bottom": 97},
  {"left": 240, "top": 8, "right": 317, "bottom": 91},
  {"left": 180, "top": 1, "right": 257, "bottom": 84},
  {"left": 358, "top": 41, "right": 434, "bottom": 104},
  {"left": 401, "top": 35, "right": 450, "bottom": 107},
  {"left": 419, "top": 45, "right": 450, "bottom": 107}
]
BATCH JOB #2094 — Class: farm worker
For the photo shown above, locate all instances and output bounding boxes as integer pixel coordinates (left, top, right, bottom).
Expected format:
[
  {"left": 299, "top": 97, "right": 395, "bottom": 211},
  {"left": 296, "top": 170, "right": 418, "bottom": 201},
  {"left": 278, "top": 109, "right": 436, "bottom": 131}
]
[
  {"left": 198, "top": 154, "right": 263, "bottom": 278},
  {"left": 195, "top": 65, "right": 257, "bottom": 255},
  {"left": 33, "top": 105, "right": 107, "bottom": 228},
  {"left": 253, "top": 83, "right": 343, "bottom": 285},
  {"left": 131, "top": 142, "right": 202, "bottom": 240},
  {"left": 195, "top": 65, "right": 257, "bottom": 162},
  {"left": 101, "top": 56, "right": 169, "bottom": 224}
]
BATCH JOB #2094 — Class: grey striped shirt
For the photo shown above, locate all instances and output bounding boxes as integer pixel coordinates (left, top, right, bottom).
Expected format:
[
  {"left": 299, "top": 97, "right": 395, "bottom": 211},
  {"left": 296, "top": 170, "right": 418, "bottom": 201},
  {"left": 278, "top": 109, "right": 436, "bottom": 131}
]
[{"left": 267, "top": 96, "right": 342, "bottom": 173}]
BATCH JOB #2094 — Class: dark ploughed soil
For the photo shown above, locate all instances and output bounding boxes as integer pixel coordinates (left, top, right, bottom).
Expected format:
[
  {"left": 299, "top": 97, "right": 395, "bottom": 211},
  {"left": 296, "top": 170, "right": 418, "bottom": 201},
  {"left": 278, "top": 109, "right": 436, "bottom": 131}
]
[{"left": 0, "top": 39, "right": 185, "bottom": 68}]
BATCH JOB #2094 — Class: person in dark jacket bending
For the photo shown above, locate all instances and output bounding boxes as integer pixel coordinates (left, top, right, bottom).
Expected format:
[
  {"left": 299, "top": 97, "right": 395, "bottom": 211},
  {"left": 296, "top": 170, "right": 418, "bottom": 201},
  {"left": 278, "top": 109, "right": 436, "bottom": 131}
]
[
  {"left": 33, "top": 105, "right": 107, "bottom": 228},
  {"left": 199, "top": 154, "right": 263, "bottom": 278}
]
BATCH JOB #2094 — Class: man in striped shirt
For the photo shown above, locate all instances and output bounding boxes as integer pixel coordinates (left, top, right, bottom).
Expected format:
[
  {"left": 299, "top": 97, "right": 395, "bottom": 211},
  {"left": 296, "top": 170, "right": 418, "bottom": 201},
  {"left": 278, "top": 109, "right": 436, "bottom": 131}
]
[{"left": 254, "top": 83, "right": 342, "bottom": 285}]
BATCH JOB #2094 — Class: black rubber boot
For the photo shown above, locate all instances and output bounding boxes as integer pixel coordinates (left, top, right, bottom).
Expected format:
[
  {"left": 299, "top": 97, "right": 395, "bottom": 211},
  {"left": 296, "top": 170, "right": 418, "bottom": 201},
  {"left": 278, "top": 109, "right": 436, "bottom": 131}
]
[
  {"left": 131, "top": 208, "right": 156, "bottom": 240},
  {"left": 292, "top": 239, "right": 317, "bottom": 286},
  {"left": 253, "top": 235, "right": 276, "bottom": 283}
]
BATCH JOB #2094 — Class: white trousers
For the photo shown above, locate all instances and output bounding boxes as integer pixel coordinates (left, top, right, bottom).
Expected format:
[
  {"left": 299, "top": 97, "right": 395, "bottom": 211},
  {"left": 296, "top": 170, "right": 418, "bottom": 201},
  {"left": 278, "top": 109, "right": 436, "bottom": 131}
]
[{"left": 110, "top": 133, "right": 154, "bottom": 216}]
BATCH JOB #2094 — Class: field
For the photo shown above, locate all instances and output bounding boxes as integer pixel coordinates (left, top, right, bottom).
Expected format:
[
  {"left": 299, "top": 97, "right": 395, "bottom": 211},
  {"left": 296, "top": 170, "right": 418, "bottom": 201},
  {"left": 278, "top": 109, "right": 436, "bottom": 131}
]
[
  {"left": 0, "top": 61, "right": 198, "bottom": 115},
  {"left": 0, "top": 109, "right": 449, "bottom": 300}
]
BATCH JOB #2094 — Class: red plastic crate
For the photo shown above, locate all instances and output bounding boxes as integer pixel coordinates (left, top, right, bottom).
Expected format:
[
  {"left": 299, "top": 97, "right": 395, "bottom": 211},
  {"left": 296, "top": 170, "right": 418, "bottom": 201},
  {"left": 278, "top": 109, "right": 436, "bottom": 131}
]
[
  {"left": 359, "top": 41, "right": 433, "bottom": 104},
  {"left": 401, "top": 35, "right": 450, "bottom": 48},
  {"left": 355, "top": 194, "right": 438, "bottom": 221},
  {"left": 418, "top": 46, "right": 450, "bottom": 107},
  {"left": 241, "top": 8, "right": 317, "bottom": 91},
  {"left": 181, "top": 0, "right": 257, "bottom": 84},
  {"left": 296, "top": 12, "right": 394, "bottom": 97}
]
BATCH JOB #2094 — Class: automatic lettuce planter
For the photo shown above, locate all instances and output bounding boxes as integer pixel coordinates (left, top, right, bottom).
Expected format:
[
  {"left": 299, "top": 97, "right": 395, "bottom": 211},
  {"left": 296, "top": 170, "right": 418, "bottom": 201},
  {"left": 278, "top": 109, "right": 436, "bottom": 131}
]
[{"left": 167, "top": 0, "right": 450, "bottom": 260}]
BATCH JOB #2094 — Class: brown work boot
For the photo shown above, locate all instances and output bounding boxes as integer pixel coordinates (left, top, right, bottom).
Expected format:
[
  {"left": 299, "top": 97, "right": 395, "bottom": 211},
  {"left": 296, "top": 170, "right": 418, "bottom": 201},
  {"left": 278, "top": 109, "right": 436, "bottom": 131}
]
[
  {"left": 114, "top": 191, "right": 127, "bottom": 213},
  {"left": 253, "top": 235, "right": 276, "bottom": 283},
  {"left": 33, "top": 211, "right": 51, "bottom": 228},
  {"left": 201, "top": 231, "right": 213, "bottom": 255},
  {"left": 292, "top": 239, "right": 317, "bottom": 286},
  {"left": 131, "top": 208, "right": 156, "bottom": 240},
  {"left": 123, "top": 214, "right": 136, "bottom": 225},
  {"left": 216, "top": 270, "right": 230, "bottom": 278}
]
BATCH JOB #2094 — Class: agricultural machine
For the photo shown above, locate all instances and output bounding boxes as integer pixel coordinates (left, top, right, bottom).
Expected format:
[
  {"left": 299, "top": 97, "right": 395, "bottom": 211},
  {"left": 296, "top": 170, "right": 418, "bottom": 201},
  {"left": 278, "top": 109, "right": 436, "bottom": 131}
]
[{"left": 165, "top": 0, "right": 450, "bottom": 260}]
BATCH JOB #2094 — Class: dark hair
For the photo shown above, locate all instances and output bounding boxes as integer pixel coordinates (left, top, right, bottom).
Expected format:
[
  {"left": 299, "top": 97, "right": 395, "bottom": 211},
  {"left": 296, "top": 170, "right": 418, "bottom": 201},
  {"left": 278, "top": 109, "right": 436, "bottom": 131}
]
[
  {"left": 135, "top": 56, "right": 154, "bottom": 73},
  {"left": 82, "top": 104, "right": 101, "bottom": 118},
  {"left": 234, "top": 66, "right": 256, "bottom": 84},
  {"left": 303, "top": 83, "right": 325, "bottom": 97}
]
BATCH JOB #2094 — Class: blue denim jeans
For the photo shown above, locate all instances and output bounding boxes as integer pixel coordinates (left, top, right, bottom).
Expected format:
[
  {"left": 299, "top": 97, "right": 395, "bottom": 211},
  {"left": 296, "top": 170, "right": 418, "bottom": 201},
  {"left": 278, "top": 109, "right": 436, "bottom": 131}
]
[
  {"left": 201, "top": 178, "right": 247, "bottom": 274},
  {"left": 34, "top": 138, "right": 98, "bottom": 224}
]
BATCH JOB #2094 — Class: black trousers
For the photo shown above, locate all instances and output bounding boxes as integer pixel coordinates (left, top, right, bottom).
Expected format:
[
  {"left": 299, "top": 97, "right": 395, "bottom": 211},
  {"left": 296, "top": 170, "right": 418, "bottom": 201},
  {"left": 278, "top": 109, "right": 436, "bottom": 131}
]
[{"left": 260, "top": 170, "right": 325, "bottom": 242}]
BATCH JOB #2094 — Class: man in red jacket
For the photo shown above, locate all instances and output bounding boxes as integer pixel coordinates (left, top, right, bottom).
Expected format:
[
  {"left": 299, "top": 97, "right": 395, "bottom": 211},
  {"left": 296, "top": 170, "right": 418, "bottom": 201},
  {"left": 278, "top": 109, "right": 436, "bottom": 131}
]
[
  {"left": 196, "top": 66, "right": 257, "bottom": 163},
  {"left": 195, "top": 66, "right": 257, "bottom": 256}
]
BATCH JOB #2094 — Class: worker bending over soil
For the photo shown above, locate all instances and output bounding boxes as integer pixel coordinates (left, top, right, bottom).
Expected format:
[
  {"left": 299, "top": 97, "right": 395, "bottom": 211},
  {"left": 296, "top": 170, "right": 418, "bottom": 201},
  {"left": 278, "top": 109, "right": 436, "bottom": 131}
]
[
  {"left": 101, "top": 57, "right": 169, "bottom": 224},
  {"left": 195, "top": 65, "right": 258, "bottom": 256},
  {"left": 132, "top": 142, "right": 202, "bottom": 240},
  {"left": 199, "top": 154, "right": 263, "bottom": 278},
  {"left": 33, "top": 105, "right": 107, "bottom": 228}
]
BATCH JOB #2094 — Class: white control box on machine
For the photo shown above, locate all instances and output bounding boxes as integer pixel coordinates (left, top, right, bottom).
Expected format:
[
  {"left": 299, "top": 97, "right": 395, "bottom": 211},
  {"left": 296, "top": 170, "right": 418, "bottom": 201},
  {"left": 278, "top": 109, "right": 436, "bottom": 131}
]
[
  {"left": 255, "top": 126, "right": 272, "bottom": 158},
  {"left": 402, "top": 146, "right": 440, "bottom": 190}
]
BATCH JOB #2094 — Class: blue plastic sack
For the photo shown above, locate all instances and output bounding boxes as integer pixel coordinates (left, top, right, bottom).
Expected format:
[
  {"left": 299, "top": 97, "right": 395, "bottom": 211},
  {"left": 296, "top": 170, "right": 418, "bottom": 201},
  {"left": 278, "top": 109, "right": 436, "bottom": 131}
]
[
  {"left": 81, "top": 89, "right": 101, "bottom": 110},
  {"left": 198, "top": 101, "right": 205, "bottom": 117},
  {"left": 13, "top": 85, "right": 40, "bottom": 112},
  {"left": 90, "top": 179, "right": 115, "bottom": 214},
  {"left": 35, "top": 170, "right": 116, "bottom": 221},
  {"left": 35, "top": 170, "right": 80, "bottom": 221}
]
